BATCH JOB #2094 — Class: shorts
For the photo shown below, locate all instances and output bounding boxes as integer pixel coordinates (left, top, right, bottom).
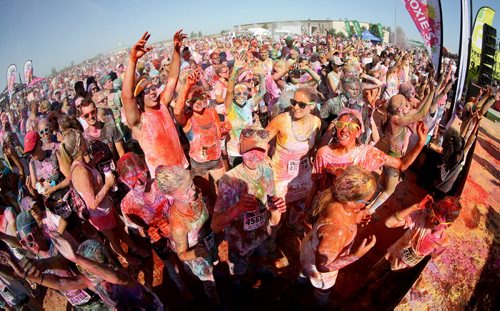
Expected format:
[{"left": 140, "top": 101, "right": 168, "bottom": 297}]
[
  {"left": 228, "top": 236, "right": 275, "bottom": 276},
  {"left": 89, "top": 209, "right": 116, "bottom": 231},
  {"left": 190, "top": 158, "right": 223, "bottom": 178}
]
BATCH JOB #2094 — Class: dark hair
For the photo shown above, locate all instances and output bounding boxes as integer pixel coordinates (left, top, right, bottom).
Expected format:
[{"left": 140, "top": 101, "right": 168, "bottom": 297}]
[
  {"left": 441, "top": 129, "right": 464, "bottom": 168},
  {"left": 74, "top": 81, "right": 87, "bottom": 98}
]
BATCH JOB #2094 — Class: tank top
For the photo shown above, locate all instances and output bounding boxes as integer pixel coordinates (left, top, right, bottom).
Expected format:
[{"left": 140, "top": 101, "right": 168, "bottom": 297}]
[
  {"left": 70, "top": 161, "right": 112, "bottom": 218},
  {"left": 138, "top": 104, "right": 188, "bottom": 177},
  {"left": 188, "top": 108, "right": 221, "bottom": 163},
  {"left": 271, "top": 114, "right": 318, "bottom": 201}
]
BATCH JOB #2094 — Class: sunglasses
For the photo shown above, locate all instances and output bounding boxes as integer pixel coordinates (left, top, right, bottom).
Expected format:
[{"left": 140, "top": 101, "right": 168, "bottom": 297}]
[
  {"left": 83, "top": 109, "right": 97, "bottom": 119},
  {"left": 235, "top": 91, "right": 249, "bottom": 97},
  {"left": 19, "top": 232, "right": 37, "bottom": 248},
  {"left": 290, "top": 99, "right": 313, "bottom": 109},
  {"left": 241, "top": 128, "right": 269, "bottom": 139},
  {"left": 187, "top": 95, "right": 208, "bottom": 105},
  {"left": 143, "top": 85, "right": 157, "bottom": 95},
  {"left": 335, "top": 121, "right": 360, "bottom": 132},
  {"left": 39, "top": 128, "right": 50, "bottom": 135},
  {"left": 119, "top": 169, "right": 149, "bottom": 188}
]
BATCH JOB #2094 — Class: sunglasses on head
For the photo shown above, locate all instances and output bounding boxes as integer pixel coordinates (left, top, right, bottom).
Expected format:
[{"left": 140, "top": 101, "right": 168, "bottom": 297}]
[
  {"left": 39, "top": 128, "right": 50, "bottom": 135},
  {"left": 241, "top": 128, "right": 269, "bottom": 139},
  {"left": 83, "top": 109, "right": 97, "bottom": 119},
  {"left": 335, "top": 121, "right": 360, "bottom": 131},
  {"left": 143, "top": 85, "right": 157, "bottom": 95},
  {"left": 235, "top": 91, "right": 249, "bottom": 97},
  {"left": 290, "top": 98, "right": 312, "bottom": 109}
]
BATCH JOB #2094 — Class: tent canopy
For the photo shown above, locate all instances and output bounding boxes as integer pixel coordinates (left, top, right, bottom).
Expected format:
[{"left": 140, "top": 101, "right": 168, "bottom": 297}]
[
  {"left": 247, "top": 27, "right": 271, "bottom": 36},
  {"left": 361, "top": 30, "right": 381, "bottom": 42}
]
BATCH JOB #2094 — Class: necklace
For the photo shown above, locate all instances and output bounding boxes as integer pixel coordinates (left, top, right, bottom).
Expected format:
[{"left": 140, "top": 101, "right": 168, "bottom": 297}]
[
  {"left": 243, "top": 166, "right": 265, "bottom": 201},
  {"left": 290, "top": 114, "right": 314, "bottom": 142}
]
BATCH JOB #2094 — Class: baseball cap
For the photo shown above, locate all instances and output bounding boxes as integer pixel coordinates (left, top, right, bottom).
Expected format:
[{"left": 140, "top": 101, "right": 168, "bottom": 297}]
[
  {"left": 239, "top": 126, "right": 269, "bottom": 154},
  {"left": 24, "top": 131, "right": 40, "bottom": 153},
  {"left": 100, "top": 74, "right": 111, "bottom": 86},
  {"left": 332, "top": 56, "right": 344, "bottom": 66},
  {"left": 20, "top": 196, "right": 37, "bottom": 212}
]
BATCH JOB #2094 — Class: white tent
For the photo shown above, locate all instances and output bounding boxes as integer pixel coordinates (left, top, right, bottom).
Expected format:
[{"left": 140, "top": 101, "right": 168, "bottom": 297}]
[{"left": 247, "top": 27, "right": 271, "bottom": 36}]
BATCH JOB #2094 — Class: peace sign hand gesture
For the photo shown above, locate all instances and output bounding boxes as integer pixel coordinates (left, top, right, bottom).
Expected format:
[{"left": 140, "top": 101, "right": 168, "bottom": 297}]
[{"left": 131, "top": 32, "right": 153, "bottom": 62}]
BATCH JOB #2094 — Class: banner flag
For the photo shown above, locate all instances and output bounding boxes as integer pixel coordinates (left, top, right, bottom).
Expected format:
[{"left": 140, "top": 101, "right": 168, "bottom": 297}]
[
  {"left": 352, "top": 20, "right": 362, "bottom": 36},
  {"left": 467, "top": 6, "right": 495, "bottom": 83},
  {"left": 24, "top": 60, "right": 33, "bottom": 85},
  {"left": 344, "top": 20, "right": 352, "bottom": 37},
  {"left": 6, "top": 64, "right": 17, "bottom": 100},
  {"left": 403, "top": 0, "right": 443, "bottom": 73}
]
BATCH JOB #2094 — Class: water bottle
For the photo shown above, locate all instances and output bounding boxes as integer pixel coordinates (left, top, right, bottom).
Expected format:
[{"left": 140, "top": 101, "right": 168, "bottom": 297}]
[{"left": 102, "top": 166, "right": 118, "bottom": 192}]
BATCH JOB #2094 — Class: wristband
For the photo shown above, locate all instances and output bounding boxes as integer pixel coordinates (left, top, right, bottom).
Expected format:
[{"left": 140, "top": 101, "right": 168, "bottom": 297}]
[{"left": 394, "top": 211, "right": 403, "bottom": 222}]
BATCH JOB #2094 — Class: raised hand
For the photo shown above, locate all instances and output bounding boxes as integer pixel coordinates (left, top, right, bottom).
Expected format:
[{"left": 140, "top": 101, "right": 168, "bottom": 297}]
[
  {"left": 131, "top": 32, "right": 153, "bottom": 62},
  {"left": 267, "top": 196, "right": 287, "bottom": 213},
  {"left": 233, "top": 51, "right": 247, "bottom": 70},
  {"left": 186, "top": 71, "right": 199, "bottom": 88},
  {"left": 352, "top": 235, "right": 376, "bottom": 258},
  {"left": 248, "top": 59, "right": 264, "bottom": 75},
  {"left": 419, "top": 194, "right": 434, "bottom": 210},
  {"left": 173, "top": 29, "right": 187, "bottom": 51},
  {"left": 19, "top": 257, "right": 42, "bottom": 278},
  {"left": 51, "top": 232, "right": 77, "bottom": 262},
  {"left": 416, "top": 121, "right": 428, "bottom": 142}
]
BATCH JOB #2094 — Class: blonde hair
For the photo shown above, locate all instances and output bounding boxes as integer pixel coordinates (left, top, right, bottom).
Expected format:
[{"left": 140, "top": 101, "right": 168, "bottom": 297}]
[
  {"left": 312, "top": 165, "right": 376, "bottom": 218},
  {"left": 155, "top": 165, "right": 192, "bottom": 195},
  {"left": 58, "top": 129, "right": 83, "bottom": 173}
]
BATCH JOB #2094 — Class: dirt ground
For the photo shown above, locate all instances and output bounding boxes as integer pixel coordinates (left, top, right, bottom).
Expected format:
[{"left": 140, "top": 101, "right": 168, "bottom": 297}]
[{"left": 39, "top": 118, "right": 499, "bottom": 311}]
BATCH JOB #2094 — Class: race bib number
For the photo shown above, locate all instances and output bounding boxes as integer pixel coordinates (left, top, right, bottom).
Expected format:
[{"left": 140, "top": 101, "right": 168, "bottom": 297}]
[
  {"left": 287, "top": 158, "right": 309, "bottom": 175},
  {"left": 400, "top": 246, "right": 423, "bottom": 266},
  {"left": 64, "top": 289, "right": 92, "bottom": 306},
  {"left": 243, "top": 209, "right": 267, "bottom": 231},
  {"left": 53, "top": 202, "right": 72, "bottom": 219}
]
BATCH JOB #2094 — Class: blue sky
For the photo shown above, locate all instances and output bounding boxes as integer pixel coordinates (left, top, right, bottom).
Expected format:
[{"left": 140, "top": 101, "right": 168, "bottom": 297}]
[{"left": 1, "top": 0, "right": 499, "bottom": 91}]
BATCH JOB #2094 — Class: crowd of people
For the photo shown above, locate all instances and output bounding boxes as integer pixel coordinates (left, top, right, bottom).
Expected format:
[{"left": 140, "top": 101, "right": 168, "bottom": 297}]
[{"left": 0, "top": 27, "right": 498, "bottom": 310}]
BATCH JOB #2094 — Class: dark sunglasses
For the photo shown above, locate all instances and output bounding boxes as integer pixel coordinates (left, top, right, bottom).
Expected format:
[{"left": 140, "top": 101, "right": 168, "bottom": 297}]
[
  {"left": 143, "top": 85, "right": 157, "bottom": 95},
  {"left": 241, "top": 128, "right": 269, "bottom": 139},
  {"left": 39, "top": 128, "right": 50, "bottom": 135},
  {"left": 187, "top": 94, "right": 208, "bottom": 105},
  {"left": 235, "top": 91, "right": 249, "bottom": 97},
  {"left": 290, "top": 99, "right": 312, "bottom": 109},
  {"left": 83, "top": 109, "right": 97, "bottom": 119}
]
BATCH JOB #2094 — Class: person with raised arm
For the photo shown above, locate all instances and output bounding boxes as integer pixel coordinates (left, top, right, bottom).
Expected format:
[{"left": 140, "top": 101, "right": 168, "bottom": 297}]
[{"left": 122, "top": 30, "right": 188, "bottom": 177}]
